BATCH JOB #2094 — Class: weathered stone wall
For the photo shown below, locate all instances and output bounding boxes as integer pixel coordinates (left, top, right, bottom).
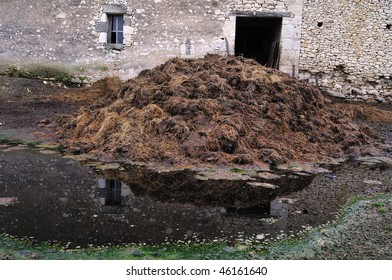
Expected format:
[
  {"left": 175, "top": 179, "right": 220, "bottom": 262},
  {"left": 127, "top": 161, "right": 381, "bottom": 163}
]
[
  {"left": 0, "top": 0, "right": 391, "bottom": 101},
  {"left": 118, "top": 0, "right": 228, "bottom": 75},
  {"left": 0, "top": 0, "right": 103, "bottom": 64},
  {"left": 112, "top": 0, "right": 304, "bottom": 78},
  {"left": 299, "top": 0, "right": 392, "bottom": 102},
  {"left": 0, "top": 0, "right": 304, "bottom": 79},
  {"left": 0, "top": 0, "right": 230, "bottom": 78}
]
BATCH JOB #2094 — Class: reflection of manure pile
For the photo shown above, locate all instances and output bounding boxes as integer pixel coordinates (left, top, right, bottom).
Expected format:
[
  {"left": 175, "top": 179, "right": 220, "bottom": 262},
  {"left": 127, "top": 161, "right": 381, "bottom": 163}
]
[{"left": 58, "top": 55, "right": 379, "bottom": 166}]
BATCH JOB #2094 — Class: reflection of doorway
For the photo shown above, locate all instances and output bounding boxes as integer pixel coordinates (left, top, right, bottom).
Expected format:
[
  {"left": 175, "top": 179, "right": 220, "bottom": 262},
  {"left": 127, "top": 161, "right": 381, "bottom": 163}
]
[{"left": 235, "top": 17, "right": 282, "bottom": 68}]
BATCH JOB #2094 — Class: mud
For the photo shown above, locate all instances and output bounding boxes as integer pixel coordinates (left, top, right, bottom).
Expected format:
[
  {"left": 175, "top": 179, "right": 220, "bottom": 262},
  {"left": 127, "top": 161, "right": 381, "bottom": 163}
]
[{"left": 0, "top": 75, "right": 79, "bottom": 142}]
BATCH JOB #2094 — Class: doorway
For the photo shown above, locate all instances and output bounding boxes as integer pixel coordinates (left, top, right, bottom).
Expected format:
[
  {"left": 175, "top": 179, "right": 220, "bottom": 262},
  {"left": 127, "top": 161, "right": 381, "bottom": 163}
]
[{"left": 235, "top": 17, "right": 282, "bottom": 68}]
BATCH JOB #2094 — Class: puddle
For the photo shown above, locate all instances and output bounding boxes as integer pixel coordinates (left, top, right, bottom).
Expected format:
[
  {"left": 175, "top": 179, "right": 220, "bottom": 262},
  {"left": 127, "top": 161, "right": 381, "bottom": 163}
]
[{"left": 0, "top": 146, "right": 391, "bottom": 248}]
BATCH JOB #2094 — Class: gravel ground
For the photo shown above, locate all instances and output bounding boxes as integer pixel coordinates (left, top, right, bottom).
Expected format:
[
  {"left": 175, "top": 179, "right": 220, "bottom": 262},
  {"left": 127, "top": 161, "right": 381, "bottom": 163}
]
[{"left": 262, "top": 196, "right": 392, "bottom": 259}]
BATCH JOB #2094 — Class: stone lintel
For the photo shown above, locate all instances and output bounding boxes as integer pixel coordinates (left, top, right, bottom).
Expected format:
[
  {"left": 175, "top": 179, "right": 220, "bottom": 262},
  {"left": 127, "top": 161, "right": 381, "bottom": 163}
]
[
  {"left": 229, "top": 11, "right": 293, "bottom": 18},
  {"left": 103, "top": 4, "right": 127, "bottom": 14}
]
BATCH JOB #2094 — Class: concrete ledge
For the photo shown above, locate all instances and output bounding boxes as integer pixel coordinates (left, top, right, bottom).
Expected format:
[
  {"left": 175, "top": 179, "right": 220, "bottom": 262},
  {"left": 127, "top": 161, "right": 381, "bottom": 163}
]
[{"left": 105, "top": 43, "right": 124, "bottom": 50}]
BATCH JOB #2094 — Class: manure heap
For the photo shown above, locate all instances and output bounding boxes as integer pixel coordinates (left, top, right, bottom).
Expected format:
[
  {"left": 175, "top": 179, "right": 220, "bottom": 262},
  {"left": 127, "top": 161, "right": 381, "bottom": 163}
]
[{"left": 59, "top": 55, "right": 381, "bottom": 166}]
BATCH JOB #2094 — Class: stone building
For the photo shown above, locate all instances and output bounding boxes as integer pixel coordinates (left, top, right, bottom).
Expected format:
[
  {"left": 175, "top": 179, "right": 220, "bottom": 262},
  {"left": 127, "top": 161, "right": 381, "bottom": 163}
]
[{"left": 0, "top": 0, "right": 391, "bottom": 101}]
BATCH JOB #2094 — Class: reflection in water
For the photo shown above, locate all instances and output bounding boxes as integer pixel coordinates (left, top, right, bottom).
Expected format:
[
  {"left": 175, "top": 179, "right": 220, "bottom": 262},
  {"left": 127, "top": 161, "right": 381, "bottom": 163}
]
[
  {"left": 270, "top": 198, "right": 289, "bottom": 232},
  {"left": 94, "top": 178, "right": 292, "bottom": 240},
  {"left": 270, "top": 198, "right": 289, "bottom": 220},
  {"left": 97, "top": 179, "right": 123, "bottom": 206},
  {"left": 96, "top": 178, "right": 127, "bottom": 214},
  {"left": 0, "top": 148, "right": 391, "bottom": 248}
]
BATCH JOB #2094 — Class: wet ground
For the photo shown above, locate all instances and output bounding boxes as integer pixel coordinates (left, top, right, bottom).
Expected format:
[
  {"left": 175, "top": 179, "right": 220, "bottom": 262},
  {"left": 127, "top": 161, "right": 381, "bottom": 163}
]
[
  {"left": 1, "top": 76, "right": 392, "bottom": 258},
  {"left": 0, "top": 141, "right": 391, "bottom": 250},
  {"left": 0, "top": 144, "right": 308, "bottom": 248},
  {"left": 0, "top": 75, "right": 80, "bottom": 142}
]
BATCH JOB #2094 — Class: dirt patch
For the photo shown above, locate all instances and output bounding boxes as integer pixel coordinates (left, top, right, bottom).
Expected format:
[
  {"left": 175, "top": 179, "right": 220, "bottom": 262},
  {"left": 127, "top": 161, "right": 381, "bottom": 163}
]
[
  {"left": 57, "top": 55, "right": 387, "bottom": 166},
  {"left": 0, "top": 75, "right": 80, "bottom": 142}
]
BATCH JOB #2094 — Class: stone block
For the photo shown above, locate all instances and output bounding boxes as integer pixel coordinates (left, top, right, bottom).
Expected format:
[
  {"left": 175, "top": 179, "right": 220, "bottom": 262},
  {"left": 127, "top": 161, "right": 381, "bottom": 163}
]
[
  {"left": 292, "top": 39, "right": 301, "bottom": 51},
  {"left": 281, "top": 24, "right": 297, "bottom": 38},
  {"left": 103, "top": 4, "right": 127, "bottom": 15},
  {"left": 281, "top": 38, "right": 293, "bottom": 49},
  {"left": 279, "top": 65, "right": 294, "bottom": 76},
  {"left": 123, "top": 26, "right": 135, "bottom": 36},
  {"left": 99, "top": 32, "right": 107, "bottom": 44},
  {"left": 95, "top": 22, "right": 108, "bottom": 32},
  {"left": 123, "top": 34, "right": 133, "bottom": 46},
  {"left": 100, "top": 13, "right": 108, "bottom": 22},
  {"left": 222, "top": 20, "right": 236, "bottom": 37},
  {"left": 124, "top": 17, "right": 132, "bottom": 26},
  {"left": 324, "top": 90, "right": 346, "bottom": 99}
]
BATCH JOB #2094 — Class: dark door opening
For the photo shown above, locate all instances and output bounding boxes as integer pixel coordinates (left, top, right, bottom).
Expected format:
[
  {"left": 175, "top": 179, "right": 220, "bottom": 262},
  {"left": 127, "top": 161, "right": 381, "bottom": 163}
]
[{"left": 235, "top": 17, "right": 282, "bottom": 68}]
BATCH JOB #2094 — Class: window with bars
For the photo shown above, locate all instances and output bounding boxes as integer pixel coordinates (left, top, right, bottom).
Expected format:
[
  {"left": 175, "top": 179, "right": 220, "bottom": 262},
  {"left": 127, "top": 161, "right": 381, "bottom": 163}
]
[{"left": 109, "top": 15, "right": 124, "bottom": 45}]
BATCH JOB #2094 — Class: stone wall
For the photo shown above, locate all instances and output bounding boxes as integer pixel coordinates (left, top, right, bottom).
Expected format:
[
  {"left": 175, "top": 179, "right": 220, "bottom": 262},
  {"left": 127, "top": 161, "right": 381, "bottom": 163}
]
[
  {"left": 0, "top": 0, "right": 102, "bottom": 64},
  {"left": 0, "top": 0, "right": 391, "bottom": 101},
  {"left": 0, "top": 0, "right": 303, "bottom": 79},
  {"left": 0, "top": 0, "right": 231, "bottom": 78},
  {"left": 119, "top": 0, "right": 228, "bottom": 74},
  {"left": 299, "top": 0, "right": 392, "bottom": 102}
]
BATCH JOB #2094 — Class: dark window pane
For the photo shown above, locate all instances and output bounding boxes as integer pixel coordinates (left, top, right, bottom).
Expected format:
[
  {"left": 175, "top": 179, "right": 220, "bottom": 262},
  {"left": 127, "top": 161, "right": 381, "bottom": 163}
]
[{"left": 111, "top": 32, "right": 117, "bottom": 44}]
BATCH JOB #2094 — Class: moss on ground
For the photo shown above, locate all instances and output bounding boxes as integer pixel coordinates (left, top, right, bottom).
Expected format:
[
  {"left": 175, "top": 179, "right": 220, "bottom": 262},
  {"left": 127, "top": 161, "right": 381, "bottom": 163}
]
[
  {"left": 2, "top": 195, "right": 391, "bottom": 260},
  {"left": 1, "top": 64, "right": 76, "bottom": 85}
]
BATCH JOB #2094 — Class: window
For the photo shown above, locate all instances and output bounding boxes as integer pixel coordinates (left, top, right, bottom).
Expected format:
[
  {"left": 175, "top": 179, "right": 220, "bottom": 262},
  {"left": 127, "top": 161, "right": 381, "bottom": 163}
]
[
  {"left": 109, "top": 15, "right": 124, "bottom": 45},
  {"left": 97, "top": 4, "right": 130, "bottom": 49}
]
